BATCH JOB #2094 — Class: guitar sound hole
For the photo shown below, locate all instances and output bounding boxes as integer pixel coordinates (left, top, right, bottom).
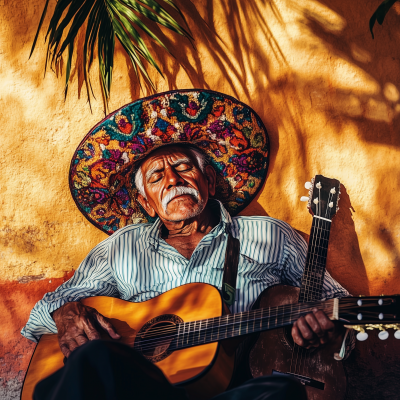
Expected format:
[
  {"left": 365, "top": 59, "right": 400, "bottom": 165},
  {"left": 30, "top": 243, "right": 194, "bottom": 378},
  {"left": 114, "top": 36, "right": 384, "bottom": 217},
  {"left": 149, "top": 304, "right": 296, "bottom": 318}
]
[{"left": 135, "top": 314, "right": 183, "bottom": 363}]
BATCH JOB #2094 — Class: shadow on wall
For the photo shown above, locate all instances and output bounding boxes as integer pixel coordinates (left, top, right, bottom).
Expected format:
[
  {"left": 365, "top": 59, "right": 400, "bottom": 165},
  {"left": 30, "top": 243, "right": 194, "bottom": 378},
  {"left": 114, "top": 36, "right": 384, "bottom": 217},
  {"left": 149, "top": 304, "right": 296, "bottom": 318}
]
[
  {"left": 1, "top": 0, "right": 400, "bottom": 398},
  {"left": 0, "top": 0, "right": 398, "bottom": 311},
  {"left": 154, "top": 0, "right": 400, "bottom": 297}
]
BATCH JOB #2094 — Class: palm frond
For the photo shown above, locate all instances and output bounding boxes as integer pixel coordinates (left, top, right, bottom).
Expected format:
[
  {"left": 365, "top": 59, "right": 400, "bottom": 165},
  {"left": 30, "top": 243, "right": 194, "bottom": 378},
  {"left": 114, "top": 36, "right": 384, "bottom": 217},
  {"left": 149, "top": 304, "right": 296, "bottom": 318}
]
[{"left": 30, "top": 0, "right": 194, "bottom": 113}]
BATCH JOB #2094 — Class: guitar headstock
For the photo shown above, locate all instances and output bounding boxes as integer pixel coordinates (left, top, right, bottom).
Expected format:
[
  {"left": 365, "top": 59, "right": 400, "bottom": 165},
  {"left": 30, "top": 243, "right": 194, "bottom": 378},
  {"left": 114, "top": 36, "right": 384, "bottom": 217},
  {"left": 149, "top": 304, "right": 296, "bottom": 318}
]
[
  {"left": 339, "top": 295, "right": 400, "bottom": 341},
  {"left": 300, "top": 175, "right": 341, "bottom": 220}
]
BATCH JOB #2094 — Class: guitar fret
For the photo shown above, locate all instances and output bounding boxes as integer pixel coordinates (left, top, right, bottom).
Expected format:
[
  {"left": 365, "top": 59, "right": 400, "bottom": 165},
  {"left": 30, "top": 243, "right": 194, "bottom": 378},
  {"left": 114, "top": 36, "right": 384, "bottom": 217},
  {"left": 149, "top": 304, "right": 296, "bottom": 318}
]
[
  {"left": 188, "top": 321, "right": 192, "bottom": 345},
  {"left": 197, "top": 320, "right": 201, "bottom": 343},
  {"left": 185, "top": 322, "right": 188, "bottom": 346},
  {"left": 260, "top": 308, "right": 263, "bottom": 330},
  {"left": 194, "top": 321, "right": 198, "bottom": 345}
]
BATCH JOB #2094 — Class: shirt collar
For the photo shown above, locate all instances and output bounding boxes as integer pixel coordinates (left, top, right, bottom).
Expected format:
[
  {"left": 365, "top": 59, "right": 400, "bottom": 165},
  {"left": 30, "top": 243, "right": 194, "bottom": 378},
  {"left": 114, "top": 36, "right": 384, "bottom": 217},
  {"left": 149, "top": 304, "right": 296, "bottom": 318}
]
[{"left": 144, "top": 199, "right": 232, "bottom": 251}]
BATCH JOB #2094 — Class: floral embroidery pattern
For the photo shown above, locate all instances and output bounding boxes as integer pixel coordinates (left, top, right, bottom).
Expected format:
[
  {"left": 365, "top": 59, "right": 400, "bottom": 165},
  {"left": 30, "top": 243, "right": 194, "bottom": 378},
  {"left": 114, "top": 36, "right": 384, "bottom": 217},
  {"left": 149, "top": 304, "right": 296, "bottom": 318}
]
[{"left": 70, "top": 89, "right": 269, "bottom": 235}]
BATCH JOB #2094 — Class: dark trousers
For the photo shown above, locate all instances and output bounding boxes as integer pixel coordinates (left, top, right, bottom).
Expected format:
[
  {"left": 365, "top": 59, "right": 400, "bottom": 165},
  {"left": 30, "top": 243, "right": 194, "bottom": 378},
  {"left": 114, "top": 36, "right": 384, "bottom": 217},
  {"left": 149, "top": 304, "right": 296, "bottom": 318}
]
[{"left": 33, "top": 341, "right": 306, "bottom": 400}]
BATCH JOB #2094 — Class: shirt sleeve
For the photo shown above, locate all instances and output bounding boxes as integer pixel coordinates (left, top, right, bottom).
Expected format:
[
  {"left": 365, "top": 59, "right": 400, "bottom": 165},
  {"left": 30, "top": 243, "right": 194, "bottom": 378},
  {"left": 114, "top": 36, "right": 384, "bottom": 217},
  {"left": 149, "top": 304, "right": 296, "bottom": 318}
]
[
  {"left": 21, "top": 241, "right": 119, "bottom": 343},
  {"left": 279, "top": 223, "right": 355, "bottom": 359}
]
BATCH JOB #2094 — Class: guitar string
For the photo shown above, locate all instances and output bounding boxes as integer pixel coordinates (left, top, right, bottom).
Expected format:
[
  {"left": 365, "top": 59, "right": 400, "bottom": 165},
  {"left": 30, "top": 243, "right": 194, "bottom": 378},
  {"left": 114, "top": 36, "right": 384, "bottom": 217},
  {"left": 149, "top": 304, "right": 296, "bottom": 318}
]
[
  {"left": 292, "top": 216, "right": 313, "bottom": 375},
  {"left": 133, "top": 303, "right": 333, "bottom": 344},
  {"left": 298, "top": 216, "right": 324, "bottom": 374},
  {"left": 298, "top": 217, "right": 327, "bottom": 374},
  {"left": 127, "top": 297, "right": 337, "bottom": 342},
  {"left": 134, "top": 303, "right": 338, "bottom": 353},
  {"left": 135, "top": 305, "right": 337, "bottom": 354},
  {"left": 129, "top": 300, "right": 360, "bottom": 354},
  {"left": 133, "top": 297, "right": 364, "bottom": 349},
  {"left": 297, "top": 216, "right": 321, "bottom": 374},
  {"left": 292, "top": 216, "right": 319, "bottom": 374},
  {"left": 302, "top": 218, "right": 330, "bottom": 374},
  {"left": 135, "top": 301, "right": 353, "bottom": 355},
  {"left": 295, "top": 216, "right": 328, "bottom": 375},
  {"left": 132, "top": 297, "right": 364, "bottom": 354}
]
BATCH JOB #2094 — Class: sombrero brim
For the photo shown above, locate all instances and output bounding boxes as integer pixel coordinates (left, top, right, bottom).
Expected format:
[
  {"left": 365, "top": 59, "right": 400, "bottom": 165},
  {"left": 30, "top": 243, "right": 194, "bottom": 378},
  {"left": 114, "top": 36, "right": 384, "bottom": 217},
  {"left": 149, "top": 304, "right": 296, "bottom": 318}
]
[{"left": 69, "top": 89, "right": 269, "bottom": 235}]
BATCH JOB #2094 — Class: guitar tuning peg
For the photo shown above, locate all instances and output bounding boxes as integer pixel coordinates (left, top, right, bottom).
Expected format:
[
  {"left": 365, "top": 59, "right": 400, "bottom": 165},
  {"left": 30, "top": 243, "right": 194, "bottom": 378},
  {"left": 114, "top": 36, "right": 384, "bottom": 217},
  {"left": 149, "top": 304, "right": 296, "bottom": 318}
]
[
  {"left": 305, "top": 182, "right": 312, "bottom": 190},
  {"left": 356, "top": 331, "right": 368, "bottom": 341},
  {"left": 394, "top": 330, "right": 400, "bottom": 339},
  {"left": 300, "top": 196, "right": 309, "bottom": 202},
  {"left": 378, "top": 330, "right": 389, "bottom": 340}
]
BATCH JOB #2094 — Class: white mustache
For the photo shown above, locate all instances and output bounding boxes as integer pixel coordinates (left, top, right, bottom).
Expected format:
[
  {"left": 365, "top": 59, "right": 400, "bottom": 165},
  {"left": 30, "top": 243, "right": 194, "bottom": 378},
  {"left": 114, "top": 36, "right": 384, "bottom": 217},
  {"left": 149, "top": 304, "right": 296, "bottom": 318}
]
[{"left": 161, "top": 187, "right": 200, "bottom": 212}]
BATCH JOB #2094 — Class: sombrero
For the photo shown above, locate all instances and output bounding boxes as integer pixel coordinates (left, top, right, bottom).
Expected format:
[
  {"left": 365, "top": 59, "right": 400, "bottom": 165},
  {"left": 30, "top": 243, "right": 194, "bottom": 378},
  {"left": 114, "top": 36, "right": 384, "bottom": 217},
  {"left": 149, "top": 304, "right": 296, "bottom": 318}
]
[{"left": 69, "top": 89, "right": 270, "bottom": 235}]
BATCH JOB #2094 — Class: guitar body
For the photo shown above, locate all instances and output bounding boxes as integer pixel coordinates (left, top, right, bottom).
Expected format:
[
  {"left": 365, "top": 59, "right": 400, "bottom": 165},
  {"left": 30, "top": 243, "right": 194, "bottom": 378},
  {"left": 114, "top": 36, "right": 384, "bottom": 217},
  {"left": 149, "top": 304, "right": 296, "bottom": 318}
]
[
  {"left": 21, "top": 281, "right": 400, "bottom": 400},
  {"left": 21, "top": 283, "right": 237, "bottom": 400},
  {"left": 249, "top": 285, "right": 347, "bottom": 400}
]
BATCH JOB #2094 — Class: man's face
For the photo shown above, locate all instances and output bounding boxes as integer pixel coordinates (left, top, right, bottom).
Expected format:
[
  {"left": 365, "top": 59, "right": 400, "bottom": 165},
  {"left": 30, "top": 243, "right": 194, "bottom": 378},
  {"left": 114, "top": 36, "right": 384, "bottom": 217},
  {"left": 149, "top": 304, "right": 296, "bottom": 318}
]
[{"left": 136, "top": 146, "right": 216, "bottom": 222}]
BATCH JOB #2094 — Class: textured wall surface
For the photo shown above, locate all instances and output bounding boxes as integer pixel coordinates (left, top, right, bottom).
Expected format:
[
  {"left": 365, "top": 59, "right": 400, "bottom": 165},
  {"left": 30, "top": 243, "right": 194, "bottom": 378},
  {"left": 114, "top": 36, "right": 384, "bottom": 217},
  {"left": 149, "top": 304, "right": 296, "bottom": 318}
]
[{"left": 1, "top": 0, "right": 400, "bottom": 398}]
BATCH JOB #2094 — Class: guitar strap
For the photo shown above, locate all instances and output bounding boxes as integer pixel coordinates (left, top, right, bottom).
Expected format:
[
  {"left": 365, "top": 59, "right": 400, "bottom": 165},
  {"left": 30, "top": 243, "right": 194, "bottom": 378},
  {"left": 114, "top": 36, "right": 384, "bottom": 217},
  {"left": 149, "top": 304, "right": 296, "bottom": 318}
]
[{"left": 221, "top": 230, "right": 240, "bottom": 306}]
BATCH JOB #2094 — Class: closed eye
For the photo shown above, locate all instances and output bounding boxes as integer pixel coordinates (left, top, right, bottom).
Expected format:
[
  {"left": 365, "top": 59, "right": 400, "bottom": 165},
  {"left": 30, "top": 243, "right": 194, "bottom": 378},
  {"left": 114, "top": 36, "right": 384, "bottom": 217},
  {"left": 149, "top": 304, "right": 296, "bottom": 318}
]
[{"left": 175, "top": 163, "right": 193, "bottom": 172}]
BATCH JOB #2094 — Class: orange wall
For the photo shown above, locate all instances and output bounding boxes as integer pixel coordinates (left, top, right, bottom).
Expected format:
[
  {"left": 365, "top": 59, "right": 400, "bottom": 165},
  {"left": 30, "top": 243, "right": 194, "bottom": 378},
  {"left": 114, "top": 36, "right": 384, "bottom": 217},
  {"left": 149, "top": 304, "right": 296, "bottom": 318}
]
[{"left": 1, "top": 0, "right": 400, "bottom": 397}]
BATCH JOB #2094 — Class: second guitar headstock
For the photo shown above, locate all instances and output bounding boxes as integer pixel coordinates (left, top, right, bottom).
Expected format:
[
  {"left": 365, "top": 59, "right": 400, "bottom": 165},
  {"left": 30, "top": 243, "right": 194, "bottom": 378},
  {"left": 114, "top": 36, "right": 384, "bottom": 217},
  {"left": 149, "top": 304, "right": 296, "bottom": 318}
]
[{"left": 300, "top": 175, "right": 341, "bottom": 220}]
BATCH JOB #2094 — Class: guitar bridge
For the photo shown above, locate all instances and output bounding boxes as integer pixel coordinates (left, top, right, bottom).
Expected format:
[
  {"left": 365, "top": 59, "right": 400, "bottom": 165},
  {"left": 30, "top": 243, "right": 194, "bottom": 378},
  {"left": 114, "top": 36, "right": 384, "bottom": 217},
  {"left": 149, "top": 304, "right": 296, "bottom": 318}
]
[{"left": 272, "top": 370, "right": 325, "bottom": 390}]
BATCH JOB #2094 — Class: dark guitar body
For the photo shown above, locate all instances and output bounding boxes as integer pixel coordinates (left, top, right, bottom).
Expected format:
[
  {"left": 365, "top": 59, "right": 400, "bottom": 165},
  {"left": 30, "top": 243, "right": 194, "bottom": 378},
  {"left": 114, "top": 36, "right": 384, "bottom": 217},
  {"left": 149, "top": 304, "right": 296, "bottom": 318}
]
[{"left": 249, "top": 285, "right": 347, "bottom": 400}]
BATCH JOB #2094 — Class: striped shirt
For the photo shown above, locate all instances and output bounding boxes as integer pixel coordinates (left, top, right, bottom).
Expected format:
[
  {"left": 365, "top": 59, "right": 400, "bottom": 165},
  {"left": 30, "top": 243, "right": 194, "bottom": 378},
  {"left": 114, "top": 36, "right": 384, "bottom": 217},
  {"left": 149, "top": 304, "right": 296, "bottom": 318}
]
[{"left": 21, "top": 201, "right": 350, "bottom": 343}]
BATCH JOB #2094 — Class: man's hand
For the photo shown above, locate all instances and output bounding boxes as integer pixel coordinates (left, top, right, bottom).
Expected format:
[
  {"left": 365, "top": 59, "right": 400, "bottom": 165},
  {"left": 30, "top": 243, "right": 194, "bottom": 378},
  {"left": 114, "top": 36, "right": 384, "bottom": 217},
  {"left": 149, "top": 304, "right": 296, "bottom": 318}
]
[
  {"left": 292, "top": 308, "right": 344, "bottom": 349},
  {"left": 52, "top": 302, "right": 120, "bottom": 357}
]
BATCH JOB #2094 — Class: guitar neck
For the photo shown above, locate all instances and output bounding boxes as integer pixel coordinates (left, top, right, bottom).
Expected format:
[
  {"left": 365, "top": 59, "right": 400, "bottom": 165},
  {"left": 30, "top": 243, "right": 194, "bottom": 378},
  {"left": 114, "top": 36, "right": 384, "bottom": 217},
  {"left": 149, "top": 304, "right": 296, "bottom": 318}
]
[
  {"left": 169, "top": 299, "right": 336, "bottom": 352},
  {"left": 299, "top": 216, "right": 332, "bottom": 303}
]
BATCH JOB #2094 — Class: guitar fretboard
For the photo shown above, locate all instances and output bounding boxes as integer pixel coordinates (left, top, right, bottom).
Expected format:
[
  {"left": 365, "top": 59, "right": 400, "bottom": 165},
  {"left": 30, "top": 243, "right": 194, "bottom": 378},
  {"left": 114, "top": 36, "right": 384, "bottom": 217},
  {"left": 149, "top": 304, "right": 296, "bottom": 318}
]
[
  {"left": 167, "top": 300, "right": 335, "bottom": 351},
  {"left": 299, "top": 217, "right": 331, "bottom": 302}
]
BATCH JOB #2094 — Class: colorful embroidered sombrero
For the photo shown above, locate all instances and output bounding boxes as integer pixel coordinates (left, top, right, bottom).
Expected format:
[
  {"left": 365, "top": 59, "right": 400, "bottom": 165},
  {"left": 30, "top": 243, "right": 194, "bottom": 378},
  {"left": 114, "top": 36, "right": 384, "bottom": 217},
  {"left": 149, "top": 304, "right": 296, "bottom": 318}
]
[{"left": 70, "top": 89, "right": 269, "bottom": 235}]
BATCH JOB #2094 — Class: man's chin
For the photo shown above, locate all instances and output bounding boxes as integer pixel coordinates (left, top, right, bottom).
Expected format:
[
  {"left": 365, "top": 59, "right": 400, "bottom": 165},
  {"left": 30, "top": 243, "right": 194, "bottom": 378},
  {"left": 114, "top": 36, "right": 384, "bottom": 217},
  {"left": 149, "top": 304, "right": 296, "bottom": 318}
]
[{"left": 164, "top": 203, "right": 205, "bottom": 222}]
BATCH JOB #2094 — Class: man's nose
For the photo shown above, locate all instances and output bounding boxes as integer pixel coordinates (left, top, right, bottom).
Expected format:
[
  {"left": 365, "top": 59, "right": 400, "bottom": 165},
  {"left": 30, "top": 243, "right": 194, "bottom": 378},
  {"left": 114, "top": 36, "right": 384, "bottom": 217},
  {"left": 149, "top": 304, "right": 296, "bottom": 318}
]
[{"left": 165, "top": 167, "right": 184, "bottom": 189}]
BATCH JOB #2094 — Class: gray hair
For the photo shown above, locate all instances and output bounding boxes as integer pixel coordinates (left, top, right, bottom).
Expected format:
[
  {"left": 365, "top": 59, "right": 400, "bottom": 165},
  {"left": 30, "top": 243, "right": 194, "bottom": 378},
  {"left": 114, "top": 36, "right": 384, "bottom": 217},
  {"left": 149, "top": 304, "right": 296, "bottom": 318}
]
[{"left": 134, "top": 144, "right": 209, "bottom": 199}]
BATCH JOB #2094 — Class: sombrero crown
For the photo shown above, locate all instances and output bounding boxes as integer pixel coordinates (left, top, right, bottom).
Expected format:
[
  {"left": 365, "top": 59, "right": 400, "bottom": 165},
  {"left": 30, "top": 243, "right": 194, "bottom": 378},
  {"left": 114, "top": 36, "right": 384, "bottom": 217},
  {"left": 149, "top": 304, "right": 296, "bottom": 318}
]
[{"left": 70, "top": 89, "right": 269, "bottom": 235}]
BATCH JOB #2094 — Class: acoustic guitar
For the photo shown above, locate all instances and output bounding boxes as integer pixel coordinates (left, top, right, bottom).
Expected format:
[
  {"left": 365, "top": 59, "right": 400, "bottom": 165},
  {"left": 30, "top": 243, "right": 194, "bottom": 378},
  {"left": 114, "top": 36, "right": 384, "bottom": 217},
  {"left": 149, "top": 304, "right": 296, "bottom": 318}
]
[
  {"left": 21, "top": 282, "right": 400, "bottom": 400},
  {"left": 249, "top": 174, "right": 346, "bottom": 400}
]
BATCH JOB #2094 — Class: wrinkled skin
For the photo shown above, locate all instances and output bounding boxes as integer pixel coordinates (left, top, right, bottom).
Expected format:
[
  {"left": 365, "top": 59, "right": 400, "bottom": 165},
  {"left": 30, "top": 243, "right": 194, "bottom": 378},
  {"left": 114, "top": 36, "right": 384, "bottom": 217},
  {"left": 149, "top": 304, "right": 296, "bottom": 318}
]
[
  {"left": 52, "top": 145, "right": 344, "bottom": 356},
  {"left": 52, "top": 302, "right": 120, "bottom": 358},
  {"left": 292, "top": 308, "right": 345, "bottom": 349}
]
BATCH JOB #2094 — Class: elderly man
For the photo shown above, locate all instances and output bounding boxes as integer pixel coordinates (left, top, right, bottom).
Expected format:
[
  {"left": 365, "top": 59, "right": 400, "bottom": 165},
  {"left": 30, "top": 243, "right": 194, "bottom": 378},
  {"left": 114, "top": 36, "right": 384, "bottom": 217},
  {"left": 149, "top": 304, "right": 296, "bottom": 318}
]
[{"left": 22, "top": 90, "right": 351, "bottom": 400}]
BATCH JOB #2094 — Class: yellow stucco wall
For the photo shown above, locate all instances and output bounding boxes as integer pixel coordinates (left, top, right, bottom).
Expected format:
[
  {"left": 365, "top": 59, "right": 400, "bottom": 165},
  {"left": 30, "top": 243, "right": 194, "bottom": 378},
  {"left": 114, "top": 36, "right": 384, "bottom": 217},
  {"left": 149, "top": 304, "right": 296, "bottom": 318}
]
[
  {"left": 2, "top": 0, "right": 399, "bottom": 295},
  {"left": 1, "top": 0, "right": 400, "bottom": 397}
]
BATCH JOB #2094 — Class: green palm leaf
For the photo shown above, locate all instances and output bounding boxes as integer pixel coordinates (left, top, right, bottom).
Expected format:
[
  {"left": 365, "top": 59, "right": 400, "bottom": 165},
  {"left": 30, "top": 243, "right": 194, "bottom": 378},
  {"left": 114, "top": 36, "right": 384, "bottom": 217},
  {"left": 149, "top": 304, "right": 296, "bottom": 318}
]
[{"left": 30, "top": 0, "right": 194, "bottom": 113}]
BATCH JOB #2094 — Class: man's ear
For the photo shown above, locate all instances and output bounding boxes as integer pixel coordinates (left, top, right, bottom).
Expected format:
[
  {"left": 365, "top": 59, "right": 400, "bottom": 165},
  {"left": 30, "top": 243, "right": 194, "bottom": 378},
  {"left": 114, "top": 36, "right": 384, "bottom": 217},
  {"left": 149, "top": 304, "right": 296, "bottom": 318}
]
[
  {"left": 137, "top": 193, "right": 157, "bottom": 218},
  {"left": 204, "top": 165, "right": 216, "bottom": 197}
]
